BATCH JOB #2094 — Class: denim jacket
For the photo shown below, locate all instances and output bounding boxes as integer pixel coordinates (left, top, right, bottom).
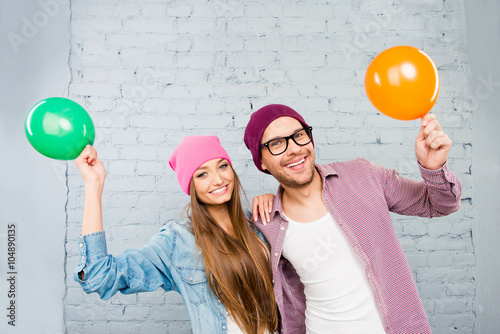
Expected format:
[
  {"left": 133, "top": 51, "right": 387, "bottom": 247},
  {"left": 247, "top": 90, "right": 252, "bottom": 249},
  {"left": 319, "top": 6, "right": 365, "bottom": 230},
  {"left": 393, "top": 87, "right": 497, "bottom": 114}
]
[{"left": 74, "top": 219, "right": 267, "bottom": 334}]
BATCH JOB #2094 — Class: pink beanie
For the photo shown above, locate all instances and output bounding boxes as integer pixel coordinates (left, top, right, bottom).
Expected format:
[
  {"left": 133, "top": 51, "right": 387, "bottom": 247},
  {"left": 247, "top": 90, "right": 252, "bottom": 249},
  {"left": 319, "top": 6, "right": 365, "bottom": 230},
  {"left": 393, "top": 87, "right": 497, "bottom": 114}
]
[{"left": 169, "top": 136, "right": 232, "bottom": 195}]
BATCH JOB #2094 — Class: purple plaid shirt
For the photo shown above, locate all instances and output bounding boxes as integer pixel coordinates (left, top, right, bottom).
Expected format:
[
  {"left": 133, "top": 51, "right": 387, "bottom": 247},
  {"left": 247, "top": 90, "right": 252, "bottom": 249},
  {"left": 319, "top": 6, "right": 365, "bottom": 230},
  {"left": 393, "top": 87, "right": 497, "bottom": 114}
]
[{"left": 255, "top": 158, "right": 462, "bottom": 334}]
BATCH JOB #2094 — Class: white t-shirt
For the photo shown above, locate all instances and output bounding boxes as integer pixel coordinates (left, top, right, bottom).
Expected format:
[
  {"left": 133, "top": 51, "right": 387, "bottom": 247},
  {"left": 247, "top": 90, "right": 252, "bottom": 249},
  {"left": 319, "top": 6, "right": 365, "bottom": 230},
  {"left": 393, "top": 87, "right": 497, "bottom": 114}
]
[
  {"left": 226, "top": 315, "right": 244, "bottom": 333},
  {"left": 282, "top": 213, "right": 386, "bottom": 334},
  {"left": 226, "top": 315, "right": 274, "bottom": 334}
]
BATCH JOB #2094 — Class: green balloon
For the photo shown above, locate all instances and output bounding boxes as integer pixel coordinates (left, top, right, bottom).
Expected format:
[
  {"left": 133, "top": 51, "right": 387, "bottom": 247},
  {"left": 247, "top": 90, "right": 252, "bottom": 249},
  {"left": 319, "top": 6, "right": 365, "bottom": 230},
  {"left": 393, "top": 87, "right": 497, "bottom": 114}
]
[{"left": 25, "top": 97, "right": 95, "bottom": 160}]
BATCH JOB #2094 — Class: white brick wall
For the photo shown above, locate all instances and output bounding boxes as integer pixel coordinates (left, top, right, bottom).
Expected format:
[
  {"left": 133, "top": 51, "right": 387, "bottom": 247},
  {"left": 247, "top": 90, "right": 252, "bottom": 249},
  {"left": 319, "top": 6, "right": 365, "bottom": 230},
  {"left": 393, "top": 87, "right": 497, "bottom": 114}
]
[{"left": 64, "top": 0, "right": 474, "bottom": 333}]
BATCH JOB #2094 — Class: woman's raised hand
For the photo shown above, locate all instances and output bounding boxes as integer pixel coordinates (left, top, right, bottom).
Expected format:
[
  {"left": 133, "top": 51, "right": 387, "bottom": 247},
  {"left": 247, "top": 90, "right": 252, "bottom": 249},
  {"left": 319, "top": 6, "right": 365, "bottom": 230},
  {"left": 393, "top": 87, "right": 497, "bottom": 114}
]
[
  {"left": 75, "top": 145, "right": 107, "bottom": 186},
  {"left": 251, "top": 193, "right": 275, "bottom": 225}
]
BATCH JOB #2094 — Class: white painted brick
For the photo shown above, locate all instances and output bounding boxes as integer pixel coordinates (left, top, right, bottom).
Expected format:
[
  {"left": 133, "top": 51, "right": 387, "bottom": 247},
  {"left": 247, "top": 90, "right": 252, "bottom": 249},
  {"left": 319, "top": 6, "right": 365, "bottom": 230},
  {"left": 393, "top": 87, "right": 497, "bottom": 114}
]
[
  {"left": 110, "top": 292, "right": 137, "bottom": 305},
  {"left": 108, "top": 160, "right": 136, "bottom": 176},
  {"left": 108, "top": 193, "right": 139, "bottom": 208},
  {"left": 402, "top": 221, "right": 428, "bottom": 236},
  {"left": 402, "top": 0, "right": 443, "bottom": 13},
  {"left": 139, "top": 323, "right": 168, "bottom": 334},
  {"left": 331, "top": 4, "right": 355, "bottom": 18},
  {"left": 435, "top": 297, "right": 467, "bottom": 314},
  {"left": 121, "top": 51, "right": 175, "bottom": 68},
  {"left": 417, "top": 236, "right": 466, "bottom": 251},
  {"left": 116, "top": 4, "right": 140, "bottom": 17},
  {"left": 282, "top": 3, "right": 310, "bottom": 18},
  {"left": 182, "top": 115, "right": 232, "bottom": 129},
  {"left": 309, "top": 37, "right": 334, "bottom": 52},
  {"left": 420, "top": 283, "right": 445, "bottom": 298},
  {"left": 210, "top": 2, "right": 245, "bottom": 18},
  {"left": 91, "top": 112, "right": 128, "bottom": 131},
  {"left": 70, "top": 83, "right": 121, "bottom": 97},
  {"left": 282, "top": 53, "right": 326, "bottom": 68},
  {"left": 309, "top": 4, "right": 334, "bottom": 18},
  {"left": 259, "top": 69, "right": 286, "bottom": 81},
  {"left": 106, "top": 33, "right": 174, "bottom": 48},
  {"left": 188, "top": 85, "right": 214, "bottom": 98},
  {"left": 166, "top": 5, "right": 194, "bottom": 18},
  {"left": 167, "top": 321, "right": 193, "bottom": 334},
  {"left": 136, "top": 161, "right": 164, "bottom": 176},
  {"left": 122, "top": 19, "right": 175, "bottom": 33},
  {"left": 121, "top": 83, "right": 162, "bottom": 98},
  {"left": 105, "top": 322, "right": 141, "bottom": 333},
  {"left": 282, "top": 36, "right": 309, "bottom": 52},
  {"left": 226, "top": 18, "right": 278, "bottom": 35},
  {"left": 243, "top": 37, "right": 282, "bottom": 52},
  {"left": 111, "top": 129, "right": 139, "bottom": 144},
  {"left": 405, "top": 252, "right": 428, "bottom": 267},
  {"left": 152, "top": 300, "right": 190, "bottom": 321},
  {"left": 86, "top": 4, "right": 115, "bottom": 17},
  {"left": 176, "top": 52, "right": 216, "bottom": 69},
  {"left": 177, "top": 18, "right": 216, "bottom": 34},
  {"left": 129, "top": 115, "right": 182, "bottom": 129},
  {"left": 244, "top": 3, "right": 282, "bottom": 17},
  {"left": 281, "top": 18, "right": 326, "bottom": 33},
  {"left": 119, "top": 146, "right": 157, "bottom": 160},
  {"left": 326, "top": 130, "right": 354, "bottom": 144},
  {"left": 71, "top": 19, "right": 122, "bottom": 37},
  {"left": 79, "top": 38, "right": 106, "bottom": 55},
  {"left": 71, "top": 53, "right": 121, "bottom": 67},
  {"left": 213, "top": 84, "right": 267, "bottom": 98},
  {"left": 139, "top": 131, "right": 166, "bottom": 145},
  {"left": 140, "top": 3, "right": 167, "bottom": 17},
  {"left": 82, "top": 67, "right": 108, "bottom": 81}
]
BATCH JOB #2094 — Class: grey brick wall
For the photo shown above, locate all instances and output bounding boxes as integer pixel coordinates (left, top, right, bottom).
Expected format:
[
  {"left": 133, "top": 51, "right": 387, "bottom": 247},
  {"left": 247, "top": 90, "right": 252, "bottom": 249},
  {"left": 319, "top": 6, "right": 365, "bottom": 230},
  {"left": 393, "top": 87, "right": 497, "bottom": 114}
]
[{"left": 64, "top": 1, "right": 474, "bottom": 333}]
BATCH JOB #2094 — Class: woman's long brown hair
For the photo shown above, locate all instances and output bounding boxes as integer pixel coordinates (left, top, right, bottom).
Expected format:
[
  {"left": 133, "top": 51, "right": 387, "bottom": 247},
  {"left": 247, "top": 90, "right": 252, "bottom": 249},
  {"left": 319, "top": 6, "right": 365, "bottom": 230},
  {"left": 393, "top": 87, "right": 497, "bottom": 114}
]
[{"left": 187, "top": 169, "right": 278, "bottom": 334}]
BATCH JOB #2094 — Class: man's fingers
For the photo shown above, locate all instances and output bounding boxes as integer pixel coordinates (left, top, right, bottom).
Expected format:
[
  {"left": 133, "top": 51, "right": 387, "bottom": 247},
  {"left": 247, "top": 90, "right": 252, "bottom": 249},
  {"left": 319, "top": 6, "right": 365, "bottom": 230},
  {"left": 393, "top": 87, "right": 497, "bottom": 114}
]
[
  {"left": 426, "top": 132, "right": 451, "bottom": 150},
  {"left": 422, "top": 119, "right": 442, "bottom": 138},
  {"left": 421, "top": 113, "right": 436, "bottom": 127}
]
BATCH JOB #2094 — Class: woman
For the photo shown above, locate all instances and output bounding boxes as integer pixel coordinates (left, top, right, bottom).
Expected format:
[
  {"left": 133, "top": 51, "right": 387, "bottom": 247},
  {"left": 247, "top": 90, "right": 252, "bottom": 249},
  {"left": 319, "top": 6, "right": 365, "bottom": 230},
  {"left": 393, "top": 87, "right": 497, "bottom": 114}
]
[{"left": 74, "top": 136, "right": 278, "bottom": 334}]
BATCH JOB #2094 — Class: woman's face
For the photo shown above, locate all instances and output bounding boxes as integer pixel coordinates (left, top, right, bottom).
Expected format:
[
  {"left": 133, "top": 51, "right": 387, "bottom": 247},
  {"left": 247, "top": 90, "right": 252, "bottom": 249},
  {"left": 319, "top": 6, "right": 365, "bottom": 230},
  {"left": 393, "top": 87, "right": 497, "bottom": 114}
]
[{"left": 192, "top": 158, "right": 234, "bottom": 206}]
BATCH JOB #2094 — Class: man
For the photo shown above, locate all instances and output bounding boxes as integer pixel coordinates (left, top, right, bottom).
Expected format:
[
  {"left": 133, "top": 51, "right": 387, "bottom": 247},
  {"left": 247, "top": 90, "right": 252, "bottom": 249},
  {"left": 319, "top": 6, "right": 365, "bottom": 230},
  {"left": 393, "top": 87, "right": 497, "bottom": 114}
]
[{"left": 244, "top": 104, "right": 462, "bottom": 334}]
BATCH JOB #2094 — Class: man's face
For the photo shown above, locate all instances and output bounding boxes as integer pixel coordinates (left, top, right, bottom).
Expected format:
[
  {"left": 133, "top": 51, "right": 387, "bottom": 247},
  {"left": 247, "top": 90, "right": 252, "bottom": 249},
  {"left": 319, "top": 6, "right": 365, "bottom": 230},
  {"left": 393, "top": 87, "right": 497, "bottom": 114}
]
[{"left": 260, "top": 117, "right": 316, "bottom": 189}]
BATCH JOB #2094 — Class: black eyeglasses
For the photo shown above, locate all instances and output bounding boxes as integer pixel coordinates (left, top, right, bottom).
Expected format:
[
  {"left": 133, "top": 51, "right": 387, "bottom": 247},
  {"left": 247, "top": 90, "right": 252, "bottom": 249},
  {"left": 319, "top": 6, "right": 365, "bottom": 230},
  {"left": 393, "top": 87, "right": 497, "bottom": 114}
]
[{"left": 260, "top": 127, "right": 313, "bottom": 156}]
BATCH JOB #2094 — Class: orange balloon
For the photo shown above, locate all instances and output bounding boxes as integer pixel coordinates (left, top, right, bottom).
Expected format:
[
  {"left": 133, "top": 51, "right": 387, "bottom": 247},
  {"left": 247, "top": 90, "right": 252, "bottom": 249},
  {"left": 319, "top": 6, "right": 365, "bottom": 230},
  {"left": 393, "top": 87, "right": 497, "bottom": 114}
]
[{"left": 364, "top": 46, "right": 440, "bottom": 121}]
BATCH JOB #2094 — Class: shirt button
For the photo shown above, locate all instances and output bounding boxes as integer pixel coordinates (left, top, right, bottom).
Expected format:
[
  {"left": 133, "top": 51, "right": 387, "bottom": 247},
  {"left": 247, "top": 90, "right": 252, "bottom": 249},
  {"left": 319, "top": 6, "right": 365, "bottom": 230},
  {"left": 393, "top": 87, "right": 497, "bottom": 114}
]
[
  {"left": 272, "top": 279, "right": 274, "bottom": 284},
  {"left": 79, "top": 243, "right": 84, "bottom": 248},
  {"left": 274, "top": 252, "right": 279, "bottom": 257},
  {"left": 222, "top": 326, "right": 226, "bottom": 329},
  {"left": 189, "top": 277, "right": 193, "bottom": 281},
  {"left": 280, "top": 226, "right": 285, "bottom": 230}
]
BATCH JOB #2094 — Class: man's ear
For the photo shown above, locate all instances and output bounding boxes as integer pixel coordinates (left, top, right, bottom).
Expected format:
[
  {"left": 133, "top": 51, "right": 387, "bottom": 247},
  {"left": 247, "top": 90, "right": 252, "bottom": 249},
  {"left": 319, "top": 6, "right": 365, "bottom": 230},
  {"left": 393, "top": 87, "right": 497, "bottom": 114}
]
[
  {"left": 260, "top": 152, "right": 268, "bottom": 172},
  {"left": 261, "top": 160, "right": 268, "bottom": 172}
]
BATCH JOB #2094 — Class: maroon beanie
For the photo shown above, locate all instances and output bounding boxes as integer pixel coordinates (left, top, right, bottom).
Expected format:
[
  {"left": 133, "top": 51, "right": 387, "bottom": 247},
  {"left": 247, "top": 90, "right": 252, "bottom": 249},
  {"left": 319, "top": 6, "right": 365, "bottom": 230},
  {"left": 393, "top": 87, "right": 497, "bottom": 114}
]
[{"left": 244, "top": 104, "right": 312, "bottom": 174}]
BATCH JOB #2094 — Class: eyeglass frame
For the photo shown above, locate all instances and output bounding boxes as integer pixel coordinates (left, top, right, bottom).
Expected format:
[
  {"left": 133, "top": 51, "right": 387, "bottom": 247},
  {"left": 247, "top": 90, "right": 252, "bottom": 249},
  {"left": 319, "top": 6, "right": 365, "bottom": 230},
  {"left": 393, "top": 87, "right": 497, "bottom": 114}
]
[{"left": 260, "top": 126, "right": 313, "bottom": 156}]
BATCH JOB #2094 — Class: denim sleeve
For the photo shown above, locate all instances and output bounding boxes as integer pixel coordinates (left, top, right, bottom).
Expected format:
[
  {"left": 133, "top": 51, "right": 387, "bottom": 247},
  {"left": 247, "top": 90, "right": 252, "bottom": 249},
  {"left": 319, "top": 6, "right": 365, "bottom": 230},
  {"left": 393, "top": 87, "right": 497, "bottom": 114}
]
[{"left": 73, "top": 231, "right": 175, "bottom": 300}]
